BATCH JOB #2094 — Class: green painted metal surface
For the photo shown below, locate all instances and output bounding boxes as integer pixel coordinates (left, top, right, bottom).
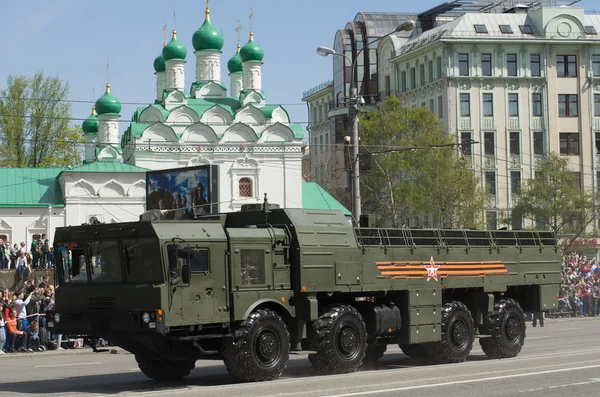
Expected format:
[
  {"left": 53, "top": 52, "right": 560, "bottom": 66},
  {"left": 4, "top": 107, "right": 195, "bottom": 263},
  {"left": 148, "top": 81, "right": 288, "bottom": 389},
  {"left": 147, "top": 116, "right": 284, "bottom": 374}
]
[{"left": 0, "top": 168, "right": 65, "bottom": 207}]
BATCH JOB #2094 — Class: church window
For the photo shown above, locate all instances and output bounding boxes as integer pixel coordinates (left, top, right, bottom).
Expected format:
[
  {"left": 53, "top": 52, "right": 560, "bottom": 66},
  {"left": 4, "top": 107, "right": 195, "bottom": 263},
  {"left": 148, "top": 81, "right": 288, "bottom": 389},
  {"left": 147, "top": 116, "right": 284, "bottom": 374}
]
[{"left": 239, "top": 178, "right": 253, "bottom": 198}]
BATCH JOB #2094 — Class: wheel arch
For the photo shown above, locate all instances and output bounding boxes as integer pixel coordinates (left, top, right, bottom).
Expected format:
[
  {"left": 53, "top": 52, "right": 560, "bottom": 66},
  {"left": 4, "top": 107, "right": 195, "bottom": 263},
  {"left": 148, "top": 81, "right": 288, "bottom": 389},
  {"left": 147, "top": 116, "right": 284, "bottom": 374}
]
[{"left": 243, "top": 299, "right": 295, "bottom": 328}]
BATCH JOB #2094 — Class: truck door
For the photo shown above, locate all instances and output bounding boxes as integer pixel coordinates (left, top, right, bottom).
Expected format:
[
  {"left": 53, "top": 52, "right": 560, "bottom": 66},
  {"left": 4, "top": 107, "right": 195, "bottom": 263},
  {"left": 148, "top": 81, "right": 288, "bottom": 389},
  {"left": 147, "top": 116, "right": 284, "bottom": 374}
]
[{"left": 168, "top": 241, "right": 230, "bottom": 325}]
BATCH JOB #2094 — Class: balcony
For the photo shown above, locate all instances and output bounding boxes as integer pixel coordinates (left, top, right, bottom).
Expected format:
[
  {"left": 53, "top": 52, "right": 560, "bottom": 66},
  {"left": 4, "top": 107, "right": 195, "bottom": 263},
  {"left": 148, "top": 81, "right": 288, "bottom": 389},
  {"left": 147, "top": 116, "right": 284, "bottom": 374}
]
[
  {"left": 510, "top": 154, "right": 521, "bottom": 169},
  {"left": 482, "top": 117, "right": 495, "bottom": 130},
  {"left": 328, "top": 94, "right": 379, "bottom": 111},
  {"left": 460, "top": 117, "right": 471, "bottom": 130},
  {"left": 531, "top": 117, "right": 544, "bottom": 131},
  {"left": 483, "top": 155, "right": 496, "bottom": 169},
  {"left": 302, "top": 80, "right": 333, "bottom": 100},
  {"left": 594, "top": 118, "right": 600, "bottom": 131},
  {"left": 508, "top": 117, "right": 520, "bottom": 130}
]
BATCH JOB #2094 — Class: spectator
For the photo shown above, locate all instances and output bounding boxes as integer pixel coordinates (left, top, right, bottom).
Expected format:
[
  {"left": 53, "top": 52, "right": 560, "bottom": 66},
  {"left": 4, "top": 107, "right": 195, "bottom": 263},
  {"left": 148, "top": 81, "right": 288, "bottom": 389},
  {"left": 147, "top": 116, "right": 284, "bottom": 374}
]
[
  {"left": 39, "top": 275, "right": 49, "bottom": 289},
  {"left": 0, "top": 310, "right": 5, "bottom": 354},
  {"left": 12, "top": 290, "right": 33, "bottom": 330},
  {"left": 24, "top": 320, "right": 42, "bottom": 351},
  {"left": 16, "top": 252, "right": 28, "bottom": 280},
  {"left": 5, "top": 309, "right": 28, "bottom": 352}
]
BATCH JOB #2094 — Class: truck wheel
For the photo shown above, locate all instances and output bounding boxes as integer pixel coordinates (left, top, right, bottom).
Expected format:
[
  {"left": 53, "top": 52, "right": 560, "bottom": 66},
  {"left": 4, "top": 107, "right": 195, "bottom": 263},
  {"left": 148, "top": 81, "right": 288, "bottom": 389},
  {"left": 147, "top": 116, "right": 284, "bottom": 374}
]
[
  {"left": 480, "top": 298, "right": 526, "bottom": 359},
  {"left": 308, "top": 305, "right": 367, "bottom": 374},
  {"left": 425, "top": 301, "right": 474, "bottom": 364},
  {"left": 221, "top": 309, "right": 290, "bottom": 382},
  {"left": 363, "top": 345, "right": 387, "bottom": 366},
  {"left": 135, "top": 355, "right": 195, "bottom": 381},
  {"left": 399, "top": 343, "right": 428, "bottom": 359}
]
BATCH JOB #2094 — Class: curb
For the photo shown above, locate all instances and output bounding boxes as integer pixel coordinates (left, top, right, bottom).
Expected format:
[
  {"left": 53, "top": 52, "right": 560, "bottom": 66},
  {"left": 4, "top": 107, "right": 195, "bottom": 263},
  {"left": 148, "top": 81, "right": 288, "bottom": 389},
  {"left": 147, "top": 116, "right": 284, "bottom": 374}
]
[{"left": 0, "top": 347, "right": 128, "bottom": 358}]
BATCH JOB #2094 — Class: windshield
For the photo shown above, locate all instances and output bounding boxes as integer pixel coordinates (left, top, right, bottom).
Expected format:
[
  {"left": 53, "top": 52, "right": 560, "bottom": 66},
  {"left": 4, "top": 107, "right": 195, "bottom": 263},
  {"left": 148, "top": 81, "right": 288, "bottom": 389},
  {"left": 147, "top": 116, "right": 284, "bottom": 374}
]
[{"left": 55, "top": 237, "right": 164, "bottom": 285}]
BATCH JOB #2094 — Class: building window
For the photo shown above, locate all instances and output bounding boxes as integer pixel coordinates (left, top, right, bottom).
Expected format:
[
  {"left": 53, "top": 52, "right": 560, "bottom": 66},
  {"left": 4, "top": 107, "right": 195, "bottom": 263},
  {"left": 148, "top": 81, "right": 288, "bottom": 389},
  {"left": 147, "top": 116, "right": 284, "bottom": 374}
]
[
  {"left": 557, "top": 55, "right": 577, "bottom": 77},
  {"left": 483, "top": 93, "right": 493, "bottom": 116},
  {"left": 534, "top": 132, "right": 544, "bottom": 155},
  {"left": 486, "top": 211, "right": 498, "bottom": 230},
  {"left": 530, "top": 54, "right": 541, "bottom": 77},
  {"left": 596, "top": 132, "right": 600, "bottom": 154},
  {"left": 595, "top": 94, "right": 600, "bottom": 117},
  {"left": 474, "top": 24, "right": 488, "bottom": 33},
  {"left": 558, "top": 94, "right": 578, "bottom": 117},
  {"left": 239, "top": 178, "right": 253, "bottom": 197},
  {"left": 461, "top": 132, "right": 472, "bottom": 155},
  {"left": 458, "top": 53, "right": 469, "bottom": 76},
  {"left": 410, "top": 67, "right": 416, "bottom": 89},
  {"left": 499, "top": 25, "right": 513, "bottom": 34},
  {"left": 401, "top": 71, "right": 407, "bottom": 92},
  {"left": 519, "top": 25, "right": 533, "bottom": 34},
  {"left": 429, "top": 98, "right": 434, "bottom": 113},
  {"left": 484, "top": 132, "right": 495, "bottom": 155},
  {"left": 428, "top": 60, "right": 434, "bottom": 82},
  {"left": 572, "top": 172, "right": 582, "bottom": 190},
  {"left": 507, "top": 54, "right": 518, "bottom": 76},
  {"left": 508, "top": 94, "right": 519, "bottom": 117},
  {"left": 481, "top": 53, "right": 492, "bottom": 76},
  {"left": 512, "top": 211, "right": 522, "bottom": 230},
  {"left": 511, "top": 171, "right": 521, "bottom": 195},
  {"left": 438, "top": 96, "right": 443, "bottom": 119},
  {"left": 436, "top": 56, "right": 443, "bottom": 78},
  {"left": 532, "top": 93, "right": 543, "bottom": 117},
  {"left": 485, "top": 172, "right": 496, "bottom": 195},
  {"left": 593, "top": 55, "right": 600, "bottom": 76},
  {"left": 460, "top": 93, "right": 470, "bottom": 116},
  {"left": 510, "top": 131, "right": 520, "bottom": 155},
  {"left": 419, "top": 63, "right": 425, "bottom": 86},
  {"left": 585, "top": 26, "right": 597, "bottom": 35},
  {"left": 559, "top": 133, "right": 580, "bottom": 155}
]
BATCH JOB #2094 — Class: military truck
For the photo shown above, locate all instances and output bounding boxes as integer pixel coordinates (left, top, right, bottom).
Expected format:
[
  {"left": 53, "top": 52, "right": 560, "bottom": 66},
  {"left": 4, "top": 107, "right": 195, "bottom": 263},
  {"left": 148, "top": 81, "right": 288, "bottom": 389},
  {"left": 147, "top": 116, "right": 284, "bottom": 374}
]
[{"left": 49, "top": 203, "right": 560, "bottom": 382}]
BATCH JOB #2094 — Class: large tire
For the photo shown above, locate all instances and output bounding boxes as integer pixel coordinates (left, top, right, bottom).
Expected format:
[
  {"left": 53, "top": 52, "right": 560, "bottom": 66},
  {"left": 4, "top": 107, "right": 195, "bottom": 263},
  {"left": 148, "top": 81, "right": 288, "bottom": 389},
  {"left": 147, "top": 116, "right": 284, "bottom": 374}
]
[
  {"left": 425, "top": 301, "right": 474, "bottom": 364},
  {"left": 399, "top": 343, "right": 428, "bottom": 359},
  {"left": 135, "top": 355, "right": 195, "bottom": 381},
  {"left": 221, "top": 309, "right": 290, "bottom": 382},
  {"left": 479, "top": 298, "right": 526, "bottom": 359},
  {"left": 308, "top": 305, "right": 368, "bottom": 374},
  {"left": 363, "top": 344, "right": 387, "bottom": 366}
]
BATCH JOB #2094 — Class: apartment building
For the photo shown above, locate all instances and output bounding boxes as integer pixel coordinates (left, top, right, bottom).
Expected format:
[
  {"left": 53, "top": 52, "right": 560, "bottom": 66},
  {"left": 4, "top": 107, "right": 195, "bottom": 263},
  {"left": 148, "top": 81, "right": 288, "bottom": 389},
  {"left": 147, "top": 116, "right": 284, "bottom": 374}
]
[{"left": 378, "top": 3, "right": 600, "bottom": 229}]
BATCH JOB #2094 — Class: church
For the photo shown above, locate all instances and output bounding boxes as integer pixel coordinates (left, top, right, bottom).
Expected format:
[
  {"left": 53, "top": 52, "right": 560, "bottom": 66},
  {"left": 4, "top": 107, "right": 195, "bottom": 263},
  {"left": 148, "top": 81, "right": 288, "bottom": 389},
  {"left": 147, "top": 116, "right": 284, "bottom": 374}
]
[{"left": 0, "top": 5, "right": 349, "bottom": 249}]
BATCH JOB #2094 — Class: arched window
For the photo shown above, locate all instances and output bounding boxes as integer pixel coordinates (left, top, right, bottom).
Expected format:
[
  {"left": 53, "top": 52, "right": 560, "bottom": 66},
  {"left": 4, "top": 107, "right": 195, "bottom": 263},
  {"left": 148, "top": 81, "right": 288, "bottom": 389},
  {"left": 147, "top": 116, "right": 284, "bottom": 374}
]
[{"left": 239, "top": 178, "right": 253, "bottom": 198}]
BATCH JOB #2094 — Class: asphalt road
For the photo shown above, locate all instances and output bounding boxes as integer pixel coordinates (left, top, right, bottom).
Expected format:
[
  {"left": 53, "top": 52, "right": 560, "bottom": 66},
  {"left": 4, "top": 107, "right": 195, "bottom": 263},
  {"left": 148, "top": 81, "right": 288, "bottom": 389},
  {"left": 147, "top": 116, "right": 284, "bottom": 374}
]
[{"left": 1, "top": 317, "right": 599, "bottom": 397}]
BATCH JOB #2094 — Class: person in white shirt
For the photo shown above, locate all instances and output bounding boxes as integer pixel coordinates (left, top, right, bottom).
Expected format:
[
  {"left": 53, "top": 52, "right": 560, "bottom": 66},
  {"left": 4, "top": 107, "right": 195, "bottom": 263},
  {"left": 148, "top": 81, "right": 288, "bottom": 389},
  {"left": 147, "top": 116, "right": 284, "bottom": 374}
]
[{"left": 13, "top": 291, "right": 32, "bottom": 331}]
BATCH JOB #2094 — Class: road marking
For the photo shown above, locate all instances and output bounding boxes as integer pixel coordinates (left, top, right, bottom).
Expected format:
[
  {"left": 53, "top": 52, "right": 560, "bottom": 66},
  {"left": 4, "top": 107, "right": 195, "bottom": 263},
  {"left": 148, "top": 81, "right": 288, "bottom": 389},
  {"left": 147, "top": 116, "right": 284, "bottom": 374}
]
[
  {"left": 554, "top": 327, "right": 582, "bottom": 331},
  {"left": 520, "top": 378, "right": 600, "bottom": 392},
  {"left": 527, "top": 336, "right": 551, "bottom": 340},
  {"left": 318, "top": 364, "right": 600, "bottom": 397},
  {"left": 34, "top": 362, "right": 102, "bottom": 368}
]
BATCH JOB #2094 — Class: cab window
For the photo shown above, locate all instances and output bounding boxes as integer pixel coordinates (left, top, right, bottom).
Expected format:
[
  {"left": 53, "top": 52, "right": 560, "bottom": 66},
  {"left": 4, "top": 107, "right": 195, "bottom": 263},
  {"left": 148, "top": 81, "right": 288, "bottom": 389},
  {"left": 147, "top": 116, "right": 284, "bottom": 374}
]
[{"left": 240, "top": 249, "right": 265, "bottom": 285}]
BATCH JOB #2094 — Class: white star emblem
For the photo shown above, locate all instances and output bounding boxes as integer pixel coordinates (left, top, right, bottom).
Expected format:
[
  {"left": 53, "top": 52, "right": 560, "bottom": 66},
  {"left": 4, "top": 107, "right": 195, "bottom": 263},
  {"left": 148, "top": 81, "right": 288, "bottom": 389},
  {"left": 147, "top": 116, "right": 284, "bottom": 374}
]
[{"left": 424, "top": 256, "right": 440, "bottom": 281}]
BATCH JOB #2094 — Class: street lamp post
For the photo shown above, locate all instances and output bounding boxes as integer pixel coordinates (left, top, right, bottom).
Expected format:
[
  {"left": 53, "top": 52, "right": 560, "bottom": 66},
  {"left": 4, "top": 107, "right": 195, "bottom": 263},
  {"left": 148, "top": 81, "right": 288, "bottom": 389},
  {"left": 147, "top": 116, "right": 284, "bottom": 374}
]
[{"left": 317, "top": 20, "right": 416, "bottom": 221}]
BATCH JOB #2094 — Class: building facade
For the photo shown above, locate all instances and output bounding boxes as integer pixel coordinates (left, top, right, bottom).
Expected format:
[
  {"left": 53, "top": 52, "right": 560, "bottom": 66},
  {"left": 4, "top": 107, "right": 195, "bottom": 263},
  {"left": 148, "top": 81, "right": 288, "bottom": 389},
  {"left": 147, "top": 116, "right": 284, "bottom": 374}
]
[
  {"left": 378, "top": 3, "right": 600, "bottom": 229},
  {"left": 0, "top": 5, "right": 351, "bottom": 250}
]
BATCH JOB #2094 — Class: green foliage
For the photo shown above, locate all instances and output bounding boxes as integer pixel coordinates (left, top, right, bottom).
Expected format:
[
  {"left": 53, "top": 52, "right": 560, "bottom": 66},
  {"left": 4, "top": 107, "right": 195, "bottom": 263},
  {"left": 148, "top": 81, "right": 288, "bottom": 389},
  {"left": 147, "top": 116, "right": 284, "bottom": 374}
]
[
  {"left": 359, "top": 96, "right": 485, "bottom": 228},
  {"left": 0, "top": 72, "right": 83, "bottom": 168},
  {"left": 512, "top": 152, "right": 595, "bottom": 237}
]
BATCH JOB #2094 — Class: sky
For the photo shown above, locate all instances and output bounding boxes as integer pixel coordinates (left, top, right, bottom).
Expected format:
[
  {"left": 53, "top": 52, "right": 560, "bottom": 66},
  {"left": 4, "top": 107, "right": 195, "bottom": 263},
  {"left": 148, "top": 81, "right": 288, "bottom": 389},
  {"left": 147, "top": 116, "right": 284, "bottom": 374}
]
[{"left": 0, "top": 0, "right": 597, "bottom": 139}]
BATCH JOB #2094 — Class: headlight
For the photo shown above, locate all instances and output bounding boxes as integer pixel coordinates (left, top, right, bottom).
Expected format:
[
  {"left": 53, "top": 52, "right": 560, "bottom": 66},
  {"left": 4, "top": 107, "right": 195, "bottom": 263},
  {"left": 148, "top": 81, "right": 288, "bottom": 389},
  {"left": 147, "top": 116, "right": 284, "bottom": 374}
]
[
  {"left": 142, "top": 313, "right": 150, "bottom": 324},
  {"left": 54, "top": 313, "right": 61, "bottom": 323}
]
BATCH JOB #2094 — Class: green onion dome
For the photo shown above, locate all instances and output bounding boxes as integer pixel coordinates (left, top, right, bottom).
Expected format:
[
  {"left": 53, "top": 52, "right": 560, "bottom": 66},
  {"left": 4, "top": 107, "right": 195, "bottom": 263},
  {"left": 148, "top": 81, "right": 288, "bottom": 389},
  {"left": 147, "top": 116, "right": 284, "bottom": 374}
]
[
  {"left": 162, "top": 30, "right": 187, "bottom": 61},
  {"left": 192, "top": 8, "right": 224, "bottom": 51},
  {"left": 95, "top": 83, "right": 122, "bottom": 115},
  {"left": 240, "top": 32, "right": 264, "bottom": 63},
  {"left": 82, "top": 106, "right": 99, "bottom": 134},
  {"left": 227, "top": 45, "right": 243, "bottom": 74},
  {"left": 153, "top": 45, "right": 166, "bottom": 72}
]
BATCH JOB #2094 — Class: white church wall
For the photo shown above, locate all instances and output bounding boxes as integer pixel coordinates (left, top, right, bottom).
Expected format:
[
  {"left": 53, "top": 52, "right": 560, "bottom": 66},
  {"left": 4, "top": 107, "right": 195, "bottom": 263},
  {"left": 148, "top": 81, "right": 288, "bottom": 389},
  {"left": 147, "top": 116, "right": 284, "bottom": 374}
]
[{"left": 0, "top": 208, "right": 65, "bottom": 249}]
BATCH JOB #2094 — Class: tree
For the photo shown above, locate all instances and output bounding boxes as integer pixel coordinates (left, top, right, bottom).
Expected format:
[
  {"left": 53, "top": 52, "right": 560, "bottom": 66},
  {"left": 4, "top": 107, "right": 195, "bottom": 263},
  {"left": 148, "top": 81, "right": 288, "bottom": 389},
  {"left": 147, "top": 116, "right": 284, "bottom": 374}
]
[
  {"left": 359, "top": 96, "right": 486, "bottom": 228},
  {"left": 0, "top": 72, "right": 83, "bottom": 168},
  {"left": 512, "top": 152, "right": 595, "bottom": 238}
]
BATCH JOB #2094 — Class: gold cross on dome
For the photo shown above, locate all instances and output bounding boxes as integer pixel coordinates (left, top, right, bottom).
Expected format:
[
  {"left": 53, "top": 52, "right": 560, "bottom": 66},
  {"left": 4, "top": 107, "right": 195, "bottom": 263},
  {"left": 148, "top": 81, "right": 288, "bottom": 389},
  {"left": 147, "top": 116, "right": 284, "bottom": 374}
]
[
  {"left": 249, "top": 8, "right": 253, "bottom": 32},
  {"left": 235, "top": 20, "right": 242, "bottom": 45},
  {"left": 163, "top": 19, "right": 167, "bottom": 44},
  {"left": 205, "top": 0, "right": 209, "bottom": 9}
]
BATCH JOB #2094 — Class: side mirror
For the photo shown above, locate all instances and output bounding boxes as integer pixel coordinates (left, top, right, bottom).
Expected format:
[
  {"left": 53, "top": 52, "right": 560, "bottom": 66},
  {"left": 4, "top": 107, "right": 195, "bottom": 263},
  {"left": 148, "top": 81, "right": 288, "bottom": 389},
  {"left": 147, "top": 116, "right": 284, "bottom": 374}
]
[
  {"left": 167, "top": 244, "right": 178, "bottom": 278},
  {"left": 181, "top": 264, "right": 191, "bottom": 284}
]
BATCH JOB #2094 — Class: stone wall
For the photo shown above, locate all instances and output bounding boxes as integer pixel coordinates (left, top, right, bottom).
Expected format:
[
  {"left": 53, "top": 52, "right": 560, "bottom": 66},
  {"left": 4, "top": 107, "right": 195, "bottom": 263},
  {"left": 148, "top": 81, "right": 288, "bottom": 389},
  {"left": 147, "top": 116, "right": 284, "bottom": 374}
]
[{"left": 0, "top": 269, "right": 55, "bottom": 292}]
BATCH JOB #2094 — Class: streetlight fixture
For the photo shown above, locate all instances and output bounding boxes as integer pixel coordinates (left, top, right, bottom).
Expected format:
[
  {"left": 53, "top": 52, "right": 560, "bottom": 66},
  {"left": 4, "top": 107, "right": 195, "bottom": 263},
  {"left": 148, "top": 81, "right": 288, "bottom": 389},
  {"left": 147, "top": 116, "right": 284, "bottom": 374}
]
[{"left": 316, "top": 20, "right": 416, "bottom": 221}]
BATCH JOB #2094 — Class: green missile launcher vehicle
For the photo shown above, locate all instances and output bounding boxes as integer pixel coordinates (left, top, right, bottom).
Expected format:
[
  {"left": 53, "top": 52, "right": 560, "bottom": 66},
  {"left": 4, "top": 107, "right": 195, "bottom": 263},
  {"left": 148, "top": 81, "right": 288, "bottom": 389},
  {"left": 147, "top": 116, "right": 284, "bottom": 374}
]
[{"left": 49, "top": 201, "right": 560, "bottom": 382}]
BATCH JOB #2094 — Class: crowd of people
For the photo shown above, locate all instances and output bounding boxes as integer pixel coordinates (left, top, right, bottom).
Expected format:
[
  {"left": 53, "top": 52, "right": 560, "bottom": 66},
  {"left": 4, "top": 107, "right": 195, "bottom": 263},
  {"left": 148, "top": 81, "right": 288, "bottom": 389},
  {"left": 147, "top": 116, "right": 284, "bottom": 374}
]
[
  {"left": 558, "top": 251, "right": 600, "bottom": 317},
  {"left": 0, "top": 235, "right": 54, "bottom": 271},
  {"left": 0, "top": 276, "right": 62, "bottom": 353}
]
